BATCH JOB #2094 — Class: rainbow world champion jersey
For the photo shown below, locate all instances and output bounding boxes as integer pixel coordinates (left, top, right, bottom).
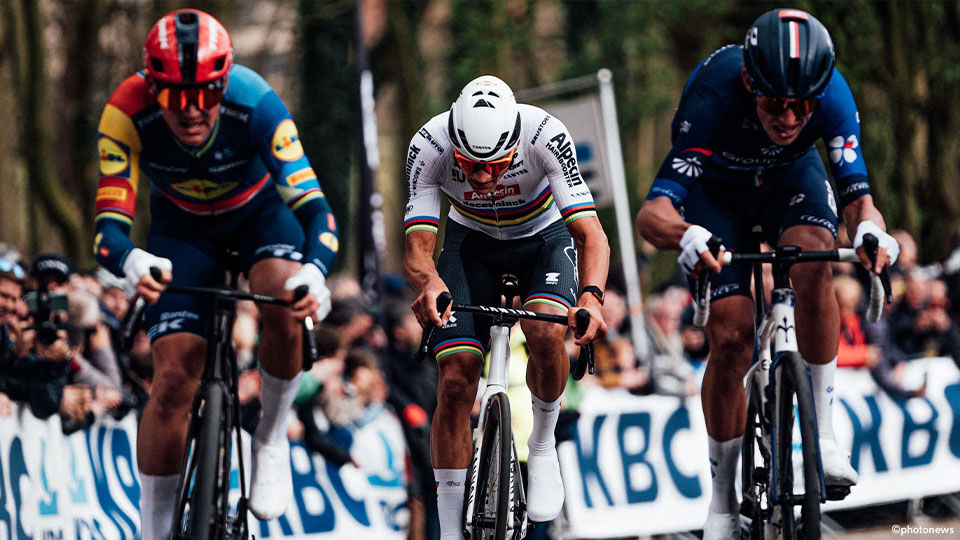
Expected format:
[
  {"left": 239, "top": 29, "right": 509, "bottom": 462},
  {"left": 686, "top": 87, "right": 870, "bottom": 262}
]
[
  {"left": 93, "top": 64, "right": 338, "bottom": 276},
  {"left": 404, "top": 104, "right": 598, "bottom": 241}
]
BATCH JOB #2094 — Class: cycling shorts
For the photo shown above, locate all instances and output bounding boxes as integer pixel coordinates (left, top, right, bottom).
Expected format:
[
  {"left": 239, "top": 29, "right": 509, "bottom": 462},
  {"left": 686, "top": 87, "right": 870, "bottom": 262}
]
[
  {"left": 431, "top": 219, "right": 578, "bottom": 362},
  {"left": 682, "top": 147, "right": 838, "bottom": 301},
  {"left": 143, "top": 188, "right": 305, "bottom": 342}
]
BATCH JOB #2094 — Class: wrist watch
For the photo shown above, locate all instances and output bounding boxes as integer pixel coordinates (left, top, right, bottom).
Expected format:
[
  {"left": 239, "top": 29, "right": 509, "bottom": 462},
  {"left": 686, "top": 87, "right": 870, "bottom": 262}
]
[{"left": 579, "top": 285, "right": 604, "bottom": 305}]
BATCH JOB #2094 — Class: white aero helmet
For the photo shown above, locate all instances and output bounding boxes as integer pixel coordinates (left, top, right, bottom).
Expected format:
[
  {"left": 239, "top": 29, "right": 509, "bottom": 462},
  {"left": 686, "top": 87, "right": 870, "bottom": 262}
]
[{"left": 448, "top": 75, "right": 522, "bottom": 162}]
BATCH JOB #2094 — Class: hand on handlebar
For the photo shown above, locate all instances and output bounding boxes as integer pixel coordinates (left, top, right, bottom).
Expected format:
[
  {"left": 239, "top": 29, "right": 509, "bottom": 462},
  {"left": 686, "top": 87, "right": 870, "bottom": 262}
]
[
  {"left": 284, "top": 263, "right": 331, "bottom": 322},
  {"left": 569, "top": 302, "right": 607, "bottom": 347},
  {"left": 853, "top": 221, "right": 899, "bottom": 274},
  {"left": 411, "top": 278, "right": 450, "bottom": 329},
  {"left": 678, "top": 225, "right": 724, "bottom": 279},
  {"left": 123, "top": 248, "right": 171, "bottom": 303}
]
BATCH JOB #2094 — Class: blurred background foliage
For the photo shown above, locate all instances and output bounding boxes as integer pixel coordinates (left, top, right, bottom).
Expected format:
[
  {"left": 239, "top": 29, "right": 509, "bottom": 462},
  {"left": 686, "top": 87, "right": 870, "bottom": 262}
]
[{"left": 1, "top": 0, "right": 958, "bottom": 290}]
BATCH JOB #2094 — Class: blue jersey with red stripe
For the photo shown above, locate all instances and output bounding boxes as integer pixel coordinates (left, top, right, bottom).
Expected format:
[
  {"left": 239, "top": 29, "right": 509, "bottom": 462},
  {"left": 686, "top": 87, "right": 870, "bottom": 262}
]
[
  {"left": 93, "top": 64, "right": 338, "bottom": 276},
  {"left": 646, "top": 45, "right": 870, "bottom": 209}
]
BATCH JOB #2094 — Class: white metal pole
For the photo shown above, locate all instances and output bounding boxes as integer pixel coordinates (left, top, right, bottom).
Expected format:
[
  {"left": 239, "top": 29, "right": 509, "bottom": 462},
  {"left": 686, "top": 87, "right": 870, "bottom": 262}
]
[{"left": 597, "top": 68, "right": 650, "bottom": 364}]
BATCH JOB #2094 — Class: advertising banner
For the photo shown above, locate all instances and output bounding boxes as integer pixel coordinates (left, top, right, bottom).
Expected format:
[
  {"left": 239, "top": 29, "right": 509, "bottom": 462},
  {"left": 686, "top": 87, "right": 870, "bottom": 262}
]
[
  {"left": 0, "top": 406, "right": 408, "bottom": 539},
  {"left": 557, "top": 357, "right": 960, "bottom": 538}
]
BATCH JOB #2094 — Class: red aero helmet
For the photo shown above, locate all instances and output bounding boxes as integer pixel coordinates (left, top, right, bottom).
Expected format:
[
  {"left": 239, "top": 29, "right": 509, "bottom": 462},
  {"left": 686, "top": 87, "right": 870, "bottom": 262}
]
[{"left": 144, "top": 9, "right": 233, "bottom": 85}]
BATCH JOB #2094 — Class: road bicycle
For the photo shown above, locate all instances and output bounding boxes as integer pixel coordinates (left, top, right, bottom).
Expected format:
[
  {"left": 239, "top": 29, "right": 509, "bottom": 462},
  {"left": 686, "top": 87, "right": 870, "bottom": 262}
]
[
  {"left": 417, "top": 274, "right": 594, "bottom": 540},
  {"left": 124, "top": 259, "right": 316, "bottom": 540},
  {"left": 694, "top": 233, "right": 889, "bottom": 539}
]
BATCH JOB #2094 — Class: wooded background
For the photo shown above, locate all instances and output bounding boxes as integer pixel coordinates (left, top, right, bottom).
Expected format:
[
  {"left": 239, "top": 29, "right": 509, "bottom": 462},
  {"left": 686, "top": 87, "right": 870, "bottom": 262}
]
[{"left": 1, "top": 0, "right": 957, "bottom": 289}]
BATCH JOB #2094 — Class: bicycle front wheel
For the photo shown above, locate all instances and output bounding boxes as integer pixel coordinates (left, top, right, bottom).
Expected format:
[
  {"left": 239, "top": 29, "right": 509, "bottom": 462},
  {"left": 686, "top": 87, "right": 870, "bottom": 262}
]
[
  {"left": 470, "top": 392, "right": 512, "bottom": 540},
  {"left": 741, "top": 373, "right": 767, "bottom": 539},
  {"left": 188, "top": 382, "right": 233, "bottom": 540},
  {"left": 774, "top": 352, "right": 821, "bottom": 540}
]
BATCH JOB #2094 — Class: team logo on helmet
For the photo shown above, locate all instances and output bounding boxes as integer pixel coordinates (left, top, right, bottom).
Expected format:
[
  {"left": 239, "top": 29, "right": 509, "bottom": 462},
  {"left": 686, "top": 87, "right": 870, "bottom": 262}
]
[
  {"left": 272, "top": 119, "right": 305, "bottom": 162},
  {"left": 98, "top": 137, "right": 129, "bottom": 176},
  {"left": 672, "top": 156, "right": 703, "bottom": 177},
  {"left": 828, "top": 135, "right": 858, "bottom": 165}
]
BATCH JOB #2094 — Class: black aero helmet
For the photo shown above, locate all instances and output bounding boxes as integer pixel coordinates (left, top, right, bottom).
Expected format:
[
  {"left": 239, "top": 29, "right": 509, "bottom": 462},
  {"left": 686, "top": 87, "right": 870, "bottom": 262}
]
[{"left": 743, "top": 8, "right": 835, "bottom": 100}]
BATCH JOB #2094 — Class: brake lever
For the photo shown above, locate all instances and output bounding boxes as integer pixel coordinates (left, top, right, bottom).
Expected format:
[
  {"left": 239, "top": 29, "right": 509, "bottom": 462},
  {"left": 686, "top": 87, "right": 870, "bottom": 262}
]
[{"left": 414, "top": 292, "right": 453, "bottom": 363}]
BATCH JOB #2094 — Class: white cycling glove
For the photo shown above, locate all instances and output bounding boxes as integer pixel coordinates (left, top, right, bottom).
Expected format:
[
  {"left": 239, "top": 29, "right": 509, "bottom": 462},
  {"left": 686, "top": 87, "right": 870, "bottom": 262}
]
[
  {"left": 678, "top": 225, "right": 720, "bottom": 276},
  {"left": 284, "top": 263, "right": 332, "bottom": 321},
  {"left": 121, "top": 248, "right": 172, "bottom": 297},
  {"left": 853, "top": 221, "right": 899, "bottom": 266}
]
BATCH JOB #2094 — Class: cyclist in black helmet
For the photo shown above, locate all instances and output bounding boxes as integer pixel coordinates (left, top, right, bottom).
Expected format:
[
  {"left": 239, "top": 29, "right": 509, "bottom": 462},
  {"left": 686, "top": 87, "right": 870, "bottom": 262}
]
[{"left": 636, "top": 9, "right": 898, "bottom": 538}]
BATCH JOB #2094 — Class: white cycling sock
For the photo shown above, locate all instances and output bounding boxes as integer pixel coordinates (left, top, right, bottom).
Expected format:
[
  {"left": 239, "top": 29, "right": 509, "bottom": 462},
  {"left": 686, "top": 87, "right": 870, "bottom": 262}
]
[
  {"left": 435, "top": 468, "right": 467, "bottom": 540},
  {"left": 808, "top": 358, "right": 837, "bottom": 440},
  {"left": 255, "top": 370, "right": 302, "bottom": 444},
  {"left": 528, "top": 394, "right": 561, "bottom": 456},
  {"left": 708, "top": 436, "right": 740, "bottom": 514},
  {"left": 139, "top": 472, "right": 179, "bottom": 540}
]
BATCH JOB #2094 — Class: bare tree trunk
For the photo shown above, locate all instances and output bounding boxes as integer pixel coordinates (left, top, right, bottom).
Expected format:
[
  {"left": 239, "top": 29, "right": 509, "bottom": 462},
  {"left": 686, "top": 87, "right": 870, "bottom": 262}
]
[{"left": 12, "top": 0, "right": 85, "bottom": 259}]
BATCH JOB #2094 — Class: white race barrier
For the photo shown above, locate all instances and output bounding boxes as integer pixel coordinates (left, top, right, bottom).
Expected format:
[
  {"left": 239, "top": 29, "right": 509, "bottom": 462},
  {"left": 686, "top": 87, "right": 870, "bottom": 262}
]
[
  {"left": 0, "top": 403, "right": 409, "bottom": 538},
  {"left": 557, "top": 357, "right": 960, "bottom": 538}
]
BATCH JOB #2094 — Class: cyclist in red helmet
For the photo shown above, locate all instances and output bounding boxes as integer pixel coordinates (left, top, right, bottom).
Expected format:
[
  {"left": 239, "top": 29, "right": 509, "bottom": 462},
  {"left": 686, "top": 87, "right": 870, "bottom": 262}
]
[{"left": 93, "top": 9, "right": 339, "bottom": 537}]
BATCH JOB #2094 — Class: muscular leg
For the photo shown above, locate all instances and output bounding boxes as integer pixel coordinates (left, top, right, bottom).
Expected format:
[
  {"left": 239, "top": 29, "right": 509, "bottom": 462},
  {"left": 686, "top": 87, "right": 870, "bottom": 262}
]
[
  {"left": 138, "top": 333, "right": 206, "bottom": 540},
  {"left": 781, "top": 225, "right": 838, "bottom": 368},
  {"left": 520, "top": 305, "right": 569, "bottom": 522},
  {"left": 702, "top": 296, "right": 755, "bottom": 527},
  {"left": 780, "top": 225, "right": 857, "bottom": 486},
  {"left": 246, "top": 257, "right": 305, "bottom": 520},
  {"left": 432, "top": 349, "right": 483, "bottom": 540}
]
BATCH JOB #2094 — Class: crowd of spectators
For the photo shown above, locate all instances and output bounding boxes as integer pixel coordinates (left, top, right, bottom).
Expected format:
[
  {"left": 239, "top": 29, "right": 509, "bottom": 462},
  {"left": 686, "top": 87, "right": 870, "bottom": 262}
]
[{"left": 3, "top": 227, "right": 960, "bottom": 538}]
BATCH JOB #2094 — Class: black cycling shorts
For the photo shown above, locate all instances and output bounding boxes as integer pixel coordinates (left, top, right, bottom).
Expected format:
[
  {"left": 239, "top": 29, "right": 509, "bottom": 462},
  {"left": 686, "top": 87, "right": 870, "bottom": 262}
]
[
  {"left": 431, "top": 219, "right": 578, "bottom": 362},
  {"left": 682, "top": 146, "right": 839, "bottom": 301}
]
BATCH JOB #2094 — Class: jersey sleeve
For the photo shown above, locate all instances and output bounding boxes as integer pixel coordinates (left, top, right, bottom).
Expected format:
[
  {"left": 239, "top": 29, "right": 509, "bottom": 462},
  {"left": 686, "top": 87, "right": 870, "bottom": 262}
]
[
  {"left": 646, "top": 79, "right": 726, "bottom": 208},
  {"left": 249, "top": 86, "right": 338, "bottom": 275},
  {"left": 93, "top": 74, "right": 148, "bottom": 276},
  {"left": 531, "top": 114, "right": 597, "bottom": 225},
  {"left": 402, "top": 126, "right": 446, "bottom": 236},
  {"left": 817, "top": 70, "right": 871, "bottom": 208}
]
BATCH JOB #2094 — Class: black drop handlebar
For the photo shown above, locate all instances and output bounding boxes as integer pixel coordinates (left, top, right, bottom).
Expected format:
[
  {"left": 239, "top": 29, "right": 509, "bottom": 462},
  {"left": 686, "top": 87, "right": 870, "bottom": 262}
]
[
  {"left": 414, "top": 292, "right": 597, "bottom": 381},
  {"left": 120, "top": 267, "right": 318, "bottom": 370},
  {"left": 693, "top": 232, "right": 892, "bottom": 327}
]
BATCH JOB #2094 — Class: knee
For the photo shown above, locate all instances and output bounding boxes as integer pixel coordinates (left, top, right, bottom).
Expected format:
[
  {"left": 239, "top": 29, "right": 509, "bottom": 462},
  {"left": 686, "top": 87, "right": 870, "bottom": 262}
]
[
  {"left": 523, "top": 323, "right": 565, "bottom": 359},
  {"left": 436, "top": 353, "right": 482, "bottom": 410},
  {"left": 706, "top": 320, "right": 754, "bottom": 374},
  {"left": 259, "top": 304, "right": 299, "bottom": 340},
  {"left": 149, "top": 364, "right": 199, "bottom": 416}
]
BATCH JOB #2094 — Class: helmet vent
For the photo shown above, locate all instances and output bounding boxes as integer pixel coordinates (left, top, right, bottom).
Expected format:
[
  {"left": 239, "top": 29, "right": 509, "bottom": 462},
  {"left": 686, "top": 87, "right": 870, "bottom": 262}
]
[
  {"left": 150, "top": 57, "right": 164, "bottom": 72},
  {"left": 473, "top": 99, "right": 494, "bottom": 108},
  {"left": 214, "top": 57, "right": 226, "bottom": 71},
  {"left": 787, "top": 58, "right": 800, "bottom": 93}
]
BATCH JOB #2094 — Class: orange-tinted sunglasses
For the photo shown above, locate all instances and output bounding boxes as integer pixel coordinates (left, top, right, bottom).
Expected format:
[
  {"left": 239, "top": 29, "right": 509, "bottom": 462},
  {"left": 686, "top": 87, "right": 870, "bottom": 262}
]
[
  {"left": 155, "top": 78, "right": 227, "bottom": 111},
  {"left": 755, "top": 94, "right": 817, "bottom": 116},
  {"left": 454, "top": 146, "right": 517, "bottom": 177}
]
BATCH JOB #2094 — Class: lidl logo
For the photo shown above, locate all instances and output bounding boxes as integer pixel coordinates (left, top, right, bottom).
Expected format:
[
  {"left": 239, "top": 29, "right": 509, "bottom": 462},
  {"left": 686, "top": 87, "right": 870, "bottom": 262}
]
[
  {"left": 319, "top": 232, "right": 339, "bottom": 253},
  {"left": 98, "top": 137, "right": 129, "bottom": 176},
  {"left": 171, "top": 179, "right": 238, "bottom": 200},
  {"left": 272, "top": 119, "right": 304, "bottom": 162}
]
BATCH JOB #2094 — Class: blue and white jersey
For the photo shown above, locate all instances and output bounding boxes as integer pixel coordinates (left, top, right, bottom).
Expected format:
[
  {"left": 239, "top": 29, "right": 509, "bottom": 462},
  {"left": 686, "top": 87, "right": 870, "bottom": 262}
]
[{"left": 647, "top": 45, "right": 870, "bottom": 209}]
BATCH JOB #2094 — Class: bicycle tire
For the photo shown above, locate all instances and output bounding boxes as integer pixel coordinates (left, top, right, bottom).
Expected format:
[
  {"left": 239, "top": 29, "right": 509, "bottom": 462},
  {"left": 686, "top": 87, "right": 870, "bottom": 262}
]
[
  {"left": 774, "top": 352, "right": 821, "bottom": 540},
  {"left": 741, "top": 373, "right": 766, "bottom": 539},
  {"left": 189, "top": 382, "right": 232, "bottom": 540},
  {"left": 471, "top": 393, "right": 512, "bottom": 540}
]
